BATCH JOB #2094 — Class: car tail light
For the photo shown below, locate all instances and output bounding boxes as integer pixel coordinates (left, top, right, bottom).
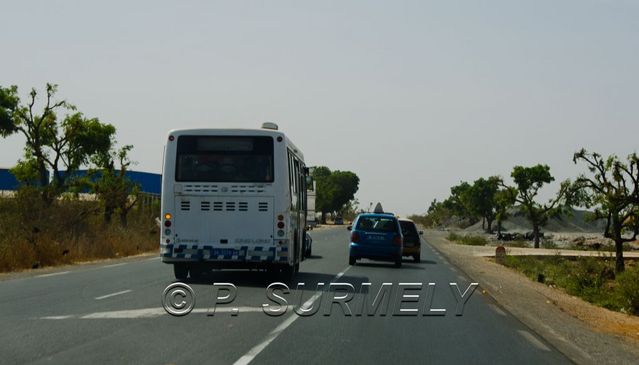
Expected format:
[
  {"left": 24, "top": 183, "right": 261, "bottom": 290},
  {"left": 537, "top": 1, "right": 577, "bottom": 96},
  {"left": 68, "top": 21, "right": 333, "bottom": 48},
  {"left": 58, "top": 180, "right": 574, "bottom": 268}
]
[
  {"left": 393, "top": 235, "right": 402, "bottom": 246},
  {"left": 351, "top": 232, "right": 360, "bottom": 243}
]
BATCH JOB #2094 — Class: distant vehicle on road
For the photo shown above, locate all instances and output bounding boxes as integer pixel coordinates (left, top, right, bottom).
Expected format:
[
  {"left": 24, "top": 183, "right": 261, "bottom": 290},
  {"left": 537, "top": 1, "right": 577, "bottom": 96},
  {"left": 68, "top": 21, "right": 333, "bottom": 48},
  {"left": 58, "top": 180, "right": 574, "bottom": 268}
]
[
  {"left": 348, "top": 210, "right": 403, "bottom": 268},
  {"left": 334, "top": 216, "right": 344, "bottom": 225},
  {"left": 399, "top": 218, "right": 422, "bottom": 262},
  {"left": 160, "top": 123, "right": 312, "bottom": 280},
  {"left": 306, "top": 180, "right": 317, "bottom": 229}
]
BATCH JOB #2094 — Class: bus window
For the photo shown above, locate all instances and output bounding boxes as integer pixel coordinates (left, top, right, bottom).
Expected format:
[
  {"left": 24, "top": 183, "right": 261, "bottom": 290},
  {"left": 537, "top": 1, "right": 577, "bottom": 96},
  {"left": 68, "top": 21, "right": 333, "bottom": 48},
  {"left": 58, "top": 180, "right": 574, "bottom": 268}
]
[{"left": 175, "top": 136, "right": 274, "bottom": 182}]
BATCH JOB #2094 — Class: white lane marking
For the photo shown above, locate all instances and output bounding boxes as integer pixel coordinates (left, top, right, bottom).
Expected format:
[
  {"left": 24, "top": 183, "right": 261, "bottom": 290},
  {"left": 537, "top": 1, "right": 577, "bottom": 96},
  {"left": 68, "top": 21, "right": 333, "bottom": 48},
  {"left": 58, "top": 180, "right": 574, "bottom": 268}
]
[
  {"left": 233, "top": 267, "right": 351, "bottom": 365},
  {"left": 102, "top": 263, "right": 127, "bottom": 269},
  {"left": 450, "top": 266, "right": 458, "bottom": 273},
  {"left": 518, "top": 330, "right": 551, "bottom": 352},
  {"left": 35, "top": 271, "right": 70, "bottom": 278},
  {"left": 488, "top": 304, "right": 506, "bottom": 316},
  {"left": 40, "top": 306, "right": 270, "bottom": 320},
  {"left": 40, "top": 315, "right": 74, "bottom": 320},
  {"left": 95, "top": 290, "right": 132, "bottom": 300},
  {"left": 145, "top": 257, "right": 160, "bottom": 261}
]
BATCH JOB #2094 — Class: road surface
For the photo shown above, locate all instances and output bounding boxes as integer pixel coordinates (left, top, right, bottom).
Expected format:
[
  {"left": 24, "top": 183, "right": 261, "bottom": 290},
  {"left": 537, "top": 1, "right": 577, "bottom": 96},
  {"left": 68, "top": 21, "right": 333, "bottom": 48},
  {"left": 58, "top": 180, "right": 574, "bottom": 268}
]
[{"left": 0, "top": 227, "right": 571, "bottom": 364}]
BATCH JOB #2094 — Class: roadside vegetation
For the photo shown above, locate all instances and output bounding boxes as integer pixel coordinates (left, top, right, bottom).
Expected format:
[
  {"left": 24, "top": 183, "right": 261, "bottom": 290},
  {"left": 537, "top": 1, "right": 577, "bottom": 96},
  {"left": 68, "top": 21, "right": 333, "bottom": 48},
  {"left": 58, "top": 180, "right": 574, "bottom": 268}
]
[
  {"left": 446, "top": 232, "right": 488, "bottom": 246},
  {"left": 500, "top": 255, "right": 639, "bottom": 316},
  {"left": 413, "top": 152, "right": 638, "bottom": 274},
  {"left": 0, "top": 83, "right": 159, "bottom": 272},
  {"left": 0, "top": 189, "right": 158, "bottom": 272},
  {"left": 310, "top": 166, "right": 359, "bottom": 223}
]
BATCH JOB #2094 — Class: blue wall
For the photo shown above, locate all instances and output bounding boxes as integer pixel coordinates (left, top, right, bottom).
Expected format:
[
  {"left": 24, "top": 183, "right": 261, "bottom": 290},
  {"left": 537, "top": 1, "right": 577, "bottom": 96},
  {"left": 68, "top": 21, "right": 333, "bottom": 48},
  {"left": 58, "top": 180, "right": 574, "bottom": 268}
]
[
  {"left": 0, "top": 168, "right": 161, "bottom": 195},
  {"left": 0, "top": 169, "right": 19, "bottom": 190},
  {"left": 126, "top": 171, "right": 161, "bottom": 195}
]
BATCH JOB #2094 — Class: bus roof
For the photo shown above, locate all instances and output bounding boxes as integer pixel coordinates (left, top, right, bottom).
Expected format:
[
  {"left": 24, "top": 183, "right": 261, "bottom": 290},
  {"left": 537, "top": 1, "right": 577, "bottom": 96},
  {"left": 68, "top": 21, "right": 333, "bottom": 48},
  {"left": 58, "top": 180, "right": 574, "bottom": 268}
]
[{"left": 167, "top": 128, "right": 304, "bottom": 161}]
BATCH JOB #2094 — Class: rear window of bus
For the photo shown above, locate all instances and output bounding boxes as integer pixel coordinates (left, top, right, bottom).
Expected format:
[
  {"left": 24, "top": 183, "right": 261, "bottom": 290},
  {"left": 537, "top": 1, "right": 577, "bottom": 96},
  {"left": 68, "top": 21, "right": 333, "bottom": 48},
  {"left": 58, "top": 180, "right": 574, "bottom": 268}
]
[{"left": 175, "top": 136, "right": 274, "bottom": 182}]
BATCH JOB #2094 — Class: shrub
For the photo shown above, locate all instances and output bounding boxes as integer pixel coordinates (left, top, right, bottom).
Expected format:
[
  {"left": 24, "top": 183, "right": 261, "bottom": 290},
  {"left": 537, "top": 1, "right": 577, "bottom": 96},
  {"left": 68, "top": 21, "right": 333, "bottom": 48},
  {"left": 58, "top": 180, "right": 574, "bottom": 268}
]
[
  {"left": 446, "top": 232, "right": 488, "bottom": 246},
  {"left": 616, "top": 265, "right": 639, "bottom": 315},
  {"left": 0, "top": 190, "right": 159, "bottom": 273}
]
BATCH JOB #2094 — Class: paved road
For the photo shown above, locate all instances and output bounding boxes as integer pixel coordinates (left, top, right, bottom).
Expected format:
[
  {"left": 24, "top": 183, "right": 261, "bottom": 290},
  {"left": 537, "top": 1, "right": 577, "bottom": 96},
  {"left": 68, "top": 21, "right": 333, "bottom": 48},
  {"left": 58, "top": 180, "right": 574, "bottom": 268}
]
[{"left": 0, "top": 227, "right": 571, "bottom": 364}]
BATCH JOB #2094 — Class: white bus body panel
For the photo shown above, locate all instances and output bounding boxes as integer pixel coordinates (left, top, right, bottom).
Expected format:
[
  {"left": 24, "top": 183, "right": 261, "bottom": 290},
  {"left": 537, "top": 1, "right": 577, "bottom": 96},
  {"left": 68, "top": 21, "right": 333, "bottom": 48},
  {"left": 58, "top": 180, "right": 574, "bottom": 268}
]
[{"left": 160, "top": 128, "right": 303, "bottom": 267}]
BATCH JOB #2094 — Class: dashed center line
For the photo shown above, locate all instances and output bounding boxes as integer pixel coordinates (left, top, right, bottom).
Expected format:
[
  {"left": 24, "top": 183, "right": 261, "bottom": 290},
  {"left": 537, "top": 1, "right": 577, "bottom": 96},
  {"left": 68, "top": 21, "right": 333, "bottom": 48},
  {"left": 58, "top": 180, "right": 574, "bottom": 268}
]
[
  {"left": 95, "top": 289, "right": 132, "bottom": 300},
  {"left": 102, "top": 263, "right": 127, "bottom": 269}
]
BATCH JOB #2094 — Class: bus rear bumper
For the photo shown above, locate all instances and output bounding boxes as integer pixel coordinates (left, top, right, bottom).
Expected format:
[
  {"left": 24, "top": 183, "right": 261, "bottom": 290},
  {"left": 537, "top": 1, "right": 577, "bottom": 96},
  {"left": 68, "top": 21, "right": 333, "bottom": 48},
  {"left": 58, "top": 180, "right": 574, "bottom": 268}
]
[{"left": 160, "top": 243, "right": 289, "bottom": 264}]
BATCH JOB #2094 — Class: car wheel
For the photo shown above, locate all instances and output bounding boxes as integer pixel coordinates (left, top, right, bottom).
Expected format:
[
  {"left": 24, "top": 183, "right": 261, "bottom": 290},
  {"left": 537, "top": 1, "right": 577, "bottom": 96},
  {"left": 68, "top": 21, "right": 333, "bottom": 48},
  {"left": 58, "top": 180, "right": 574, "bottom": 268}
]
[
  {"left": 305, "top": 245, "right": 312, "bottom": 258},
  {"left": 349, "top": 256, "right": 356, "bottom": 265},
  {"left": 413, "top": 254, "right": 421, "bottom": 263},
  {"left": 173, "top": 264, "right": 189, "bottom": 280}
]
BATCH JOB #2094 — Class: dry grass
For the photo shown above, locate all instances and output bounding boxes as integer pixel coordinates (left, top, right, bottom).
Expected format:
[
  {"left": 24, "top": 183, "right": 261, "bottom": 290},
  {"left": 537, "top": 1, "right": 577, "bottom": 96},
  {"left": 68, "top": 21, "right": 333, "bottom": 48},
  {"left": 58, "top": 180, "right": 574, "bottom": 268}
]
[{"left": 0, "top": 188, "right": 159, "bottom": 272}]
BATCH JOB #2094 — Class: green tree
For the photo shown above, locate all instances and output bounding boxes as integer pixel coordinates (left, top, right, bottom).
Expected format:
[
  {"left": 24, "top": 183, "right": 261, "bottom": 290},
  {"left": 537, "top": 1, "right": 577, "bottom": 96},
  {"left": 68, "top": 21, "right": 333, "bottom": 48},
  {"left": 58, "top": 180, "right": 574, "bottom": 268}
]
[
  {"left": 91, "top": 145, "right": 140, "bottom": 227},
  {"left": 424, "top": 199, "right": 453, "bottom": 227},
  {"left": 311, "top": 166, "right": 333, "bottom": 223},
  {"left": 506, "top": 164, "right": 573, "bottom": 248},
  {"left": 468, "top": 176, "right": 501, "bottom": 233},
  {"left": 327, "top": 170, "right": 359, "bottom": 213},
  {"left": 0, "top": 84, "right": 115, "bottom": 203},
  {"left": 573, "top": 149, "right": 639, "bottom": 273},
  {"left": 311, "top": 166, "right": 359, "bottom": 223},
  {"left": 445, "top": 181, "right": 479, "bottom": 225}
]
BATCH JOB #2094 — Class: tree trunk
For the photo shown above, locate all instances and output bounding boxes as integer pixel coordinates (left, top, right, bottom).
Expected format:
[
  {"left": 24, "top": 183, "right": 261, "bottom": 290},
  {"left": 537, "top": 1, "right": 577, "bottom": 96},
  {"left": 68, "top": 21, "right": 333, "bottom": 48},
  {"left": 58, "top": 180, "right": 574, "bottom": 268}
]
[
  {"left": 104, "top": 207, "right": 113, "bottom": 224},
  {"left": 482, "top": 217, "right": 485, "bottom": 230},
  {"left": 119, "top": 212, "right": 128, "bottom": 228},
  {"left": 533, "top": 224, "right": 540, "bottom": 249},
  {"left": 486, "top": 217, "right": 494, "bottom": 234},
  {"left": 321, "top": 211, "right": 326, "bottom": 224},
  {"left": 612, "top": 216, "right": 625, "bottom": 273},
  {"left": 614, "top": 238, "right": 625, "bottom": 273},
  {"left": 496, "top": 220, "right": 502, "bottom": 235}
]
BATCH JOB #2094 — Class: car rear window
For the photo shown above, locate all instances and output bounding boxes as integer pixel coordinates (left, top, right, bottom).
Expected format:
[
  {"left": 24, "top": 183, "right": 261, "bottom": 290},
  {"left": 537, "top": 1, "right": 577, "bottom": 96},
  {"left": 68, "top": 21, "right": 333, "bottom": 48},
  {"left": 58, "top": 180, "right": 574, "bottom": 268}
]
[
  {"left": 356, "top": 216, "right": 398, "bottom": 233},
  {"left": 400, "top": 221, "right": 418, "bottom": 236}
]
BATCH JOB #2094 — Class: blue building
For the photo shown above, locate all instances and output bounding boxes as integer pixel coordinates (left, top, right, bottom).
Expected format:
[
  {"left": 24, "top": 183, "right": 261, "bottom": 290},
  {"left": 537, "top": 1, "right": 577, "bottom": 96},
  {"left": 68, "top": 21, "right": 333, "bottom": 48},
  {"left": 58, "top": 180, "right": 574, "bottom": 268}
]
[
  {"left": 0, "top": 168, "right": 161, "bottom": 195},
  {"left": 0, "top": 169, "right": 19, "bottom": 191}
]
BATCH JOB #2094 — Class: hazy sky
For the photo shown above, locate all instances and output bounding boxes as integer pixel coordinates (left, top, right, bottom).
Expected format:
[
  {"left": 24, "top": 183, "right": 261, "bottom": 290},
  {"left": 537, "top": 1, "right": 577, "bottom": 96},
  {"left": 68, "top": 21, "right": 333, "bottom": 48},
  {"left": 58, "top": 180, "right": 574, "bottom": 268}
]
[{"left": 1, "top": 1, "right": 638, "bottom": 216}]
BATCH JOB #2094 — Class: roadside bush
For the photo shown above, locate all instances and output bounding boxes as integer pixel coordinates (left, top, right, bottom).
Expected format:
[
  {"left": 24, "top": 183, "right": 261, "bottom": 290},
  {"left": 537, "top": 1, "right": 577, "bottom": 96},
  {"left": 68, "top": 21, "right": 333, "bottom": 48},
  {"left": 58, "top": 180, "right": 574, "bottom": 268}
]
[
  {"left": 0, "top": 189, "right": 159, "bottom": 273},
  {"left": 500, "top": 255, "right": 638, "bottom": 316},
  {"left": 446, "top": 232, "right": 488, "bottom": 246},
  {"left": 447, "top": 232, "right": 461, "bottom": 241},
  {"left": 615, "top": 264, "right": 639, "bottom": 315},
  {"left": 505, "top": 240, "right": 529, "bottom": 248}
]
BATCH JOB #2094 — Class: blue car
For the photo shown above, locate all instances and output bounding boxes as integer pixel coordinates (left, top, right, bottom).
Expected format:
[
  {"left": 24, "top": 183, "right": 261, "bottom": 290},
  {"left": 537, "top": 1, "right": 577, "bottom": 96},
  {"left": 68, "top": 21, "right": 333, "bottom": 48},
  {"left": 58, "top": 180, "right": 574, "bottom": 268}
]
[{"left": 348, "top": 213, "right": 403, "bottom": 268}]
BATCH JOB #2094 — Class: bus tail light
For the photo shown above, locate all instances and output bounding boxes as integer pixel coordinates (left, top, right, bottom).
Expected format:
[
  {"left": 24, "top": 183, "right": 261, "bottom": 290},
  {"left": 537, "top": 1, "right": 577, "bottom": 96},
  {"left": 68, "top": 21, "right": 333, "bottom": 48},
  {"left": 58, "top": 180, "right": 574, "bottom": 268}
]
[
  {"left": 277, "top": 221, "right": 285, "bottom": 229},
  {"left": 393, "top": 235, "right": 402, "bottom": 246},
  {"left": 351, "top": 232, "right": 360, "bottom": 243},
  {"left": 164, "top": 213, "right": 172, "bottom": 227}
]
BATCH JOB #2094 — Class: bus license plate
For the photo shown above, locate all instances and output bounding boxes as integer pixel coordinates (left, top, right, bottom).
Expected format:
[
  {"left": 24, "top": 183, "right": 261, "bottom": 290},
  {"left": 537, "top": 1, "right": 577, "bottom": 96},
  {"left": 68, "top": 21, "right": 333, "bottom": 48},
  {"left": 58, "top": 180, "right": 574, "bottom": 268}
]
[{"left": 212, "top": 249, "right": 237, "bottom": 257}]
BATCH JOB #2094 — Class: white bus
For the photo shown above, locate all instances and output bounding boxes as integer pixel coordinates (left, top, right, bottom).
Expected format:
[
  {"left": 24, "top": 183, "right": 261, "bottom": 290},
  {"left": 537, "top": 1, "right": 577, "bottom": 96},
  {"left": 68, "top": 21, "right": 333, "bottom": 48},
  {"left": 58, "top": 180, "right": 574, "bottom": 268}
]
[{"left": 160, "top": 123, "right": 310, "bottom": 280}]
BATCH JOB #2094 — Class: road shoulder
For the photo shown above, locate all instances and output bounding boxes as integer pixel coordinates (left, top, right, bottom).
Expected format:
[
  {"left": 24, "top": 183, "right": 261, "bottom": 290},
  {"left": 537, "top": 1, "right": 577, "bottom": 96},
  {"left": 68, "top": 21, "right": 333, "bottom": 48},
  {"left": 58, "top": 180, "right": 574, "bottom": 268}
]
[
  {"left": 0, "top": 251, "right": 158, "bottom": 281},
  {"left": 424, "top": 229, "right": 639, "bottom": 365}
]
